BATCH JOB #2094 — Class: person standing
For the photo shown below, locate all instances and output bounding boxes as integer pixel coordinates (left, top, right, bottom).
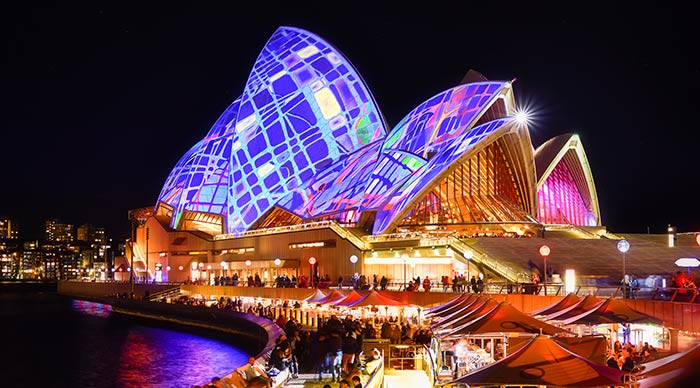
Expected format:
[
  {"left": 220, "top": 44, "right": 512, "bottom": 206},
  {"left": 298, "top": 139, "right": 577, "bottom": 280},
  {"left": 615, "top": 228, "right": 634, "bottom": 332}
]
[
  {"left": 422, "top": 276, "right": 431, "bottom": 292},
  {"left": 351, "top": 375, "right": 362, "bottom": 388},
  {"left": 341, "top": 329, "right": 359, "bottom": 375}
]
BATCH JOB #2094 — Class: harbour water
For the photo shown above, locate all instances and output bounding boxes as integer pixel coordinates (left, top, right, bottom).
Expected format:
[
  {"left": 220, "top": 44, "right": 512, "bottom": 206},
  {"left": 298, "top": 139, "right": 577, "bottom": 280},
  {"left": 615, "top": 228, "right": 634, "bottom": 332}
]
[{"left": 0, "top": 290, "right": 248, "bottom": 388}]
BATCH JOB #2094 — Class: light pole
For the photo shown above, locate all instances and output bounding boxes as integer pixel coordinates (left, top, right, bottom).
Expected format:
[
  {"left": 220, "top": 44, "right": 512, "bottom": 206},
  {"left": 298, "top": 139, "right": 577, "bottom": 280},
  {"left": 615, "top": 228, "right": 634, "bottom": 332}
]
[
  {"left": 464, "top": 249, "right": 473, "bottom": 278},
  {"left": 401, "top": 253, "right": 409, "bottom": 290},
  {"left": 617, "top": 239, "right": 630, "bottom": 297},
  {"left": 349, "top": 254, "right": 358, "bottom": 274},
  {"left": 349, "top": 254, "right": 358, "bottom": 289},
  {"left": 539, "top": 245, "right": 550, "bottom": 296},
  {"left": 145, "top": 227, "right": 150, "bottom": 283},
  {"left": 308, "top": 257, "right": 316, "bottom": 288},
  {"left": 274, "top": 258, "right": 281, "bottom": 282}
]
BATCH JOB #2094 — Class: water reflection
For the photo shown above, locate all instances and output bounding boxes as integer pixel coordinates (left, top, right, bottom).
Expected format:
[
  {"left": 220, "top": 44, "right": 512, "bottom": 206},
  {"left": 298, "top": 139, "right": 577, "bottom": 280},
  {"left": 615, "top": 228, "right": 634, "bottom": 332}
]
[
  {"left": 72, "top": 300, "right": 113, "bottom": 318},
  {"left": 4, "top": 293, "right": 248, "bottom": 388},
  {"left": 115, "top": 326, "right": 247, "bottom": 388}
]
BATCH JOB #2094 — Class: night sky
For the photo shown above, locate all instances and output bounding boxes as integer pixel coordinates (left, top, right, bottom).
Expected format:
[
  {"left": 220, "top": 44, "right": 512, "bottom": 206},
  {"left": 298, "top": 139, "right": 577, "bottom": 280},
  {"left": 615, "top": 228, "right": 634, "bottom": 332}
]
[{"left": 2, "top": 2, "right": 698, "bottom": 241}]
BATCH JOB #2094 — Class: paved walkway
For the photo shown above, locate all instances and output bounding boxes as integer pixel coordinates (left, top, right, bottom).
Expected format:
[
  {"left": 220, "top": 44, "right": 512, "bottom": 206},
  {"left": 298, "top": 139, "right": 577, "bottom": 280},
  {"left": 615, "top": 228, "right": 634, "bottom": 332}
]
[
  {"left": 384, "top": 369, "right": 432, "bottom": 388},
  {"left": 282, "top": 373, "right": 352, "bottom": 388},
  {"left": 282, "top": 369, "right": 431, "bottom": 388}
]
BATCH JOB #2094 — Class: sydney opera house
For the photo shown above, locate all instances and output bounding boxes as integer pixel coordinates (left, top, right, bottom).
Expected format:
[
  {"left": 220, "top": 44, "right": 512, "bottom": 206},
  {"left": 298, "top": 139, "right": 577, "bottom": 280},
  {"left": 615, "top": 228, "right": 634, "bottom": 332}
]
[{"left": 125, "top": 26, "right": 699, "bottom": 286}]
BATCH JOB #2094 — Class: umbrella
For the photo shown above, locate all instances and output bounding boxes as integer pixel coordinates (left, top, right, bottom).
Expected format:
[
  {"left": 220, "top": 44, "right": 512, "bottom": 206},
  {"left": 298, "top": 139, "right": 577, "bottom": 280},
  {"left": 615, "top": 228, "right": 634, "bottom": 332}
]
[
  {"left": 427, "top": 293, "right": 480, "bottom": 319},
  {"left": 546, "top": 295, "right": 605, "bottom": 321},
  {"left": 332, "top": 290, "right": 364, "bottom": 307},
  {"left": 434, "top": 294, "right": 483, "bottom": 323},
  {"left": 450, "top": 335, "right": 626, "bottom": 387},
  {"left": 303, "top": 288, "right": 330, "bottom": 303},
  {"left": 560, "top": 297, "right": 663, "bottom": 325},
  {"left": 432, "top": 297, "right": 499, "bottom": 330},
  {"left": 426, "top": 293, "right": 471, "bottom": 315},
  {"left": 447, "top": 301, "right": 571, "bottom": 337},
  {"left": 637, "top": 342, "right": 700, "bottom": 388},
  {"left": 344, "top": 290, "right": 409, "bottom": 308},
  {"left": 316, "top": 289, "right": 349, "bottom": 305},
  {"left": 529, "top": 292, "right": 582, "bottom": 317}
]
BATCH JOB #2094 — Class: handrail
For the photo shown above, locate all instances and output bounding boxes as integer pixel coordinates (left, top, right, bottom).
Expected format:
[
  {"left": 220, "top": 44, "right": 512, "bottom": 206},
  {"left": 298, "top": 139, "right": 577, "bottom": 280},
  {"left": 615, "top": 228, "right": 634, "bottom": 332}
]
[
  {"left": 363, "top": 353, "right": 385, "bottom": 388},
  {"left": 327, "top": 221, "right": 368, "bottom": 250},
  {"left": 446, "top": 236, "right": 519, "bottom": 282},
  {"left": 214, "top": 220, "right": 368, "bottom": 250},
  {"left": 422, "top": 343, "right": 438, "bottom": 387},
  {"left": 148, "top": 286, "right": 182, "bottom": 301}
]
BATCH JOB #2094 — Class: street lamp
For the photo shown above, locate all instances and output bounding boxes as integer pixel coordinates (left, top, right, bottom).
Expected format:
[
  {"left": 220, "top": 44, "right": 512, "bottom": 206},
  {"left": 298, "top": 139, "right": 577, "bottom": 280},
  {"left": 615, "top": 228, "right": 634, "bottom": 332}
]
[
  {"left": 539, "top": 245, "right": 550, "bottom": 296},
  {"left": 349, "top": 254, "right": 358, "bottom": 270},
  {"left": 308, "top": 257, "right": 316, "bottom": 288},
  {"left": 401, "top": 253, "right": 409, "bottom": 290},
  {"left": 617, "top": 239, "right": 630, "bottom": 297},
  {"left": 274, "top": 258, "right": 281, "bottom": 279},
  {"left": 245, "top": 259, "right": 252, "bottom": 282},
  {"left": 464, "top": 249, "right": 473, "bottom": 278}
]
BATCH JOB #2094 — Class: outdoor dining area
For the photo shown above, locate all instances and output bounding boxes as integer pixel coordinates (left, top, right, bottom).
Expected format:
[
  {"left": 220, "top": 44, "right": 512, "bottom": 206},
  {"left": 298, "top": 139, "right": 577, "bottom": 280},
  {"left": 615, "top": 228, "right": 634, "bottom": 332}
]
[
  {"left": 175, "top": 284, "right": 697, "bottom": 388},
  {"left": 426, "top": 292, "right": 698, "bottom": 388}
]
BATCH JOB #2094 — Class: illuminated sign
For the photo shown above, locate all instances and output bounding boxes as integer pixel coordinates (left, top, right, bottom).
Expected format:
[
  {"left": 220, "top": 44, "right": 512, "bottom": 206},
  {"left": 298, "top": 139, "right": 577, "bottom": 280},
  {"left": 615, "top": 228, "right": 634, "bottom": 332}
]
[{"left": 289, "top": 240, "right": 336, "bottom": 249}]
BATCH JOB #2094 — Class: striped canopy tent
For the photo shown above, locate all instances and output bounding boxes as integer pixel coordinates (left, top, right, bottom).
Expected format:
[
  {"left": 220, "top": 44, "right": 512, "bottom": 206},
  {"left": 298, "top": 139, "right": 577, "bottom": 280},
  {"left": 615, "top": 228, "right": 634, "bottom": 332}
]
[
  {"left": 425, "top": 293, "right": 472, "bottom": 316},
  {"left": 433, "top": 294, "right": 485, "bottom": 323},
  {"left": 432, "top": 297, "right": 499, "bottom": 331},
  {"left": 529, "top": 292, "right": 582, "bottom": 317},
  {"left": 303, "top": 288, "right": 330, "bottom": 303},
  {"left": 332, "top": 289, "right": 364, "bottom": 307},
  {"left": 560, "top": 297, "right": 664, "bottom": 326},
  {"left": 638, "top": 343, "right": 700, "bottom": 388},
  {"left": 426, "top": 293, "right": 480, "bottom": 318},
  {"left": 545, "top": 295, "right": 604, "bottom": 321},
  {"left": 343, "top": 290, "right": 409, "bottom": 308},
  {"left": 449, "top": 335, "right": 625, "bottom": 387},
  {"left": 446, "top": 301, "right": 571, "bottom": 337},
  {"left": 316, "top": 289, "right": 349, "bottom": 305}
]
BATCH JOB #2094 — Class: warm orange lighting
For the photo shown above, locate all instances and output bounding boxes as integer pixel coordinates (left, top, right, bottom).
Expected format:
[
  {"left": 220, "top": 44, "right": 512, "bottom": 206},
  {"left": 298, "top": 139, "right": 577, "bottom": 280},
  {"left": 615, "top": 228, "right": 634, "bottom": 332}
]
[
  {"left": 539, "top": 245, "right": 550, "bottom": 257},
  {"left": 308, "top": 257, "right": 316, "bottom": 265}
]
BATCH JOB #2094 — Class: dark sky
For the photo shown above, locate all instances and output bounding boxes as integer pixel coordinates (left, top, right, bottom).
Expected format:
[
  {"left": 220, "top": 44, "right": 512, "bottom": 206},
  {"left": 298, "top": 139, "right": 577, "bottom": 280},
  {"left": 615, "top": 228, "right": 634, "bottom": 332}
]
[{"left": 2, "top": 2, "right": 699, "bottom": 240}]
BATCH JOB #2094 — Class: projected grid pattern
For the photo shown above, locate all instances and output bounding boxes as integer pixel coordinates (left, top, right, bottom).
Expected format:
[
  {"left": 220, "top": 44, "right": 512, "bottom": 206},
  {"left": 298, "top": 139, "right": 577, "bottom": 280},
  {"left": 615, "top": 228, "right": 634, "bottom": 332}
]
[
  {"left": 156, "top": 26, "right": 599, "bottom": 236},
  {"left": 374, "top": 118, "right": 514, "bottom": 233},
  {"left": 226, "top": 26, "right": 386, "bottom": 232}
]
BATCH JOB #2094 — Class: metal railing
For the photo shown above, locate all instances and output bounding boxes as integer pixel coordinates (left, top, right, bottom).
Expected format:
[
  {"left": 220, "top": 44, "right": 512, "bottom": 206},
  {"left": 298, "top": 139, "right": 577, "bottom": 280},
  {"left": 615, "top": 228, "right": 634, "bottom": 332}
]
[{"left": 446, "top": 236, "right": 519, "bottom": 282}]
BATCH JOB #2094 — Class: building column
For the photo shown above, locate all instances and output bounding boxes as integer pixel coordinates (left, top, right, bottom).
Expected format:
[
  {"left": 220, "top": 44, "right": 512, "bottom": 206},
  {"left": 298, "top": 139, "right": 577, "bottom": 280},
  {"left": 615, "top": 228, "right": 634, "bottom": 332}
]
[{"left": 668, "top": 328, "right": 679, "bottom": 352}]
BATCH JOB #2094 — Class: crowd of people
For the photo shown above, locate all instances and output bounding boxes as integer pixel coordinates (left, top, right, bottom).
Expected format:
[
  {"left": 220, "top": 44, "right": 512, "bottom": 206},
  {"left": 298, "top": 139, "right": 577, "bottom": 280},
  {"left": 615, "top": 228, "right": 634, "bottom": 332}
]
[{"left": 606, "top": 340, "right": 658, "bottom": 377}]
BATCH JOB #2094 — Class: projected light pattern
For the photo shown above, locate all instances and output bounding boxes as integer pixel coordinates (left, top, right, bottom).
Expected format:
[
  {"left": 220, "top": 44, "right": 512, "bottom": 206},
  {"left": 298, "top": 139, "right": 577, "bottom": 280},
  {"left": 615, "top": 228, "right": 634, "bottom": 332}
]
[
  {"left": 538, "top": 158, "right": 596, "bottom": 226},
  {"left": 382, "top": 82, "right": 505, "bottom": 157},
  {"left": 374, "top": 117, "right": 514, "bottom": 233},
  {"left": 359, "top": 150, "right": 427, "bottom": 210},
  {"left": 360, "top": 83, "right": 506, "bottom": 212},
  {"left": 157, "top": 25, "right": 601, "bottom": 236},
  {"left": 226, "top": 26, "right": 386, "bottom": 232},
  {"left": 287, "top": 141, "right": 384, "bottom": 217},
  {"left": 157, "top": 99, "right": 241, "bottom": 229}
]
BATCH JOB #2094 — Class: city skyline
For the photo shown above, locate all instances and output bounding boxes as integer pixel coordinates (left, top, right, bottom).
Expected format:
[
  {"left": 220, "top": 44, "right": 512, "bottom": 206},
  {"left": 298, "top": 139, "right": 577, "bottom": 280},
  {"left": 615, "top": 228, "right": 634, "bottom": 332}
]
[{"left": 3, "top": 2, "right": 698, "bottom": 240}]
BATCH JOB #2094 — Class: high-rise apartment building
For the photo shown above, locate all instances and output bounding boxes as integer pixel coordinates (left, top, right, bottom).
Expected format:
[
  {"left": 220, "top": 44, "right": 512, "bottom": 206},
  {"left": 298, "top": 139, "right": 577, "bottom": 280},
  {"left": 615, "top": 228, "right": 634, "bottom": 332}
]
[
  {"left": 0, "top": 218, "right": 19, "bottom": 239},
  {"left": 45, "top": 220, "right": 74, "bottom": 243}
]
